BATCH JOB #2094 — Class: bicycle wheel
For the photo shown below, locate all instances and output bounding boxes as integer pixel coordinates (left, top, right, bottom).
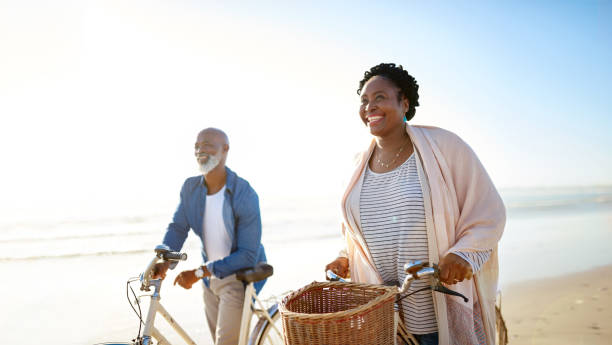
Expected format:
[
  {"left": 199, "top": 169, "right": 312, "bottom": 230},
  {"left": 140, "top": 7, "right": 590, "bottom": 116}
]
[{"left": 248, "top": 303, "right": 284, "bottom": 345}]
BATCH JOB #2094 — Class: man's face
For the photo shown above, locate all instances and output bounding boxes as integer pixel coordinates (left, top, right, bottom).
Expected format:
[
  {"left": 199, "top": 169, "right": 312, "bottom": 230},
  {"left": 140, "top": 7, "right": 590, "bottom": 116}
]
[{"left": 194, "top": 133, "right": 224, "bottom": 175}]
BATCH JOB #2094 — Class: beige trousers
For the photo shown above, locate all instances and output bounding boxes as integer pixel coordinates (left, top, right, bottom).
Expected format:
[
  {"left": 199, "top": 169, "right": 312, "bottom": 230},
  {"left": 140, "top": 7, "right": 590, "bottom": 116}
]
[{"left": 202, "top": 274, "right": 245, "bottom": 345}]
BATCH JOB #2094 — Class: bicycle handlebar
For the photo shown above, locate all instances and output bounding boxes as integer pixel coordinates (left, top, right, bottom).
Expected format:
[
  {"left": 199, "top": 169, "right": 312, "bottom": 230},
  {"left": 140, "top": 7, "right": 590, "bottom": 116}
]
[
  {"left": 140, "top": 245, "right": 188, "bottom": 291},
  {"left": 326, "top": 259, "right": 468, "bottom": 303},
  {"left": 160, "top": 251, "right": 188, "bottom": 261},
  {"left": 326, "top": 270, "right": 346, "bottom": 282},
  {"left": 154, "top": 244, "right": 187, "bottom": 262}
]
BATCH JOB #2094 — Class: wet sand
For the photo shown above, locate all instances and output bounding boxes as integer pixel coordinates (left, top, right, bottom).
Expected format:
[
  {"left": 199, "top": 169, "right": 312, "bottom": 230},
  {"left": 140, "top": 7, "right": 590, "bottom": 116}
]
[{"left": 502, "top": 265, "right": 612, "bottom": 344}]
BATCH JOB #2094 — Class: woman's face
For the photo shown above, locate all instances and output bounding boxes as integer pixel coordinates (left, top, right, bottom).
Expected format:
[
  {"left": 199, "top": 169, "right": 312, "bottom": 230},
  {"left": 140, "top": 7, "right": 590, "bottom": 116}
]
[{"left": 359, "top": 76, "right": 409, "bottom": 137}]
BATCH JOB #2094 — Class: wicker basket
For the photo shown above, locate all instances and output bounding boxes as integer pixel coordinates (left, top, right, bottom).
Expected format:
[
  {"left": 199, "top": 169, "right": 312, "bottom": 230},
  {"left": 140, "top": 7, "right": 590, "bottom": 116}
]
[{"left": 279, "top": 281, "right": 397, "bottom": 345}]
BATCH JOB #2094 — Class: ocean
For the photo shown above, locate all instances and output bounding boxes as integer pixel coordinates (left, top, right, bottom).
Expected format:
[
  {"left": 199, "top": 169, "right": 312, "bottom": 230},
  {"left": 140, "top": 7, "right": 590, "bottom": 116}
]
[{"left": 1, "top": 186, "right": 611, "bottom": 287}]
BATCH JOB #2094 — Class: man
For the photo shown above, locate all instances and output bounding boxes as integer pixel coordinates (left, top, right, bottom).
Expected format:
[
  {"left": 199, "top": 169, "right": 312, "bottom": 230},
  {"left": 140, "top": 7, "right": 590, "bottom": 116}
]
[{"left": 152, "top": 127, "right": 266, "bottom": 345}]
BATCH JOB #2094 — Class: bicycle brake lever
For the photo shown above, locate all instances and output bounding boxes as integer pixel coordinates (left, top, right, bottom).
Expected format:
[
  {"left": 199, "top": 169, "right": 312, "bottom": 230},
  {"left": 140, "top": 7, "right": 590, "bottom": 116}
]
[{"left": 432, "top": 284, "right": 469, "bottom": 303}]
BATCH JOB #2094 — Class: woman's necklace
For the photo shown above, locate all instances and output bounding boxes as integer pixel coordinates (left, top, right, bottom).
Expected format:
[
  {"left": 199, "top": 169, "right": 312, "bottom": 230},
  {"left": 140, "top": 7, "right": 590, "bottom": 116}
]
[{"left": 375, "top": 138, "right": 410, "bottom": 169}]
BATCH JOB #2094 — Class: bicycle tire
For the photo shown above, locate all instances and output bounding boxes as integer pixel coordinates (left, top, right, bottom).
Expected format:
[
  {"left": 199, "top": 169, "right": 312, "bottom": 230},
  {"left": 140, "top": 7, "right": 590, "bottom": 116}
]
[{"left": 248, "top": 303, "right": 283, "bottom": 345}]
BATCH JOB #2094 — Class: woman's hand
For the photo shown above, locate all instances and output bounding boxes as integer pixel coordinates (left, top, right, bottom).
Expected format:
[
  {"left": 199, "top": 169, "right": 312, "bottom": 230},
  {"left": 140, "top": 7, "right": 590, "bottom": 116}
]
[
  {"left": 438, "top": 253, "right": 473, "bottom": 285},
  {"left": 325, "top": 257, "right": 349, "bottom": 279}
]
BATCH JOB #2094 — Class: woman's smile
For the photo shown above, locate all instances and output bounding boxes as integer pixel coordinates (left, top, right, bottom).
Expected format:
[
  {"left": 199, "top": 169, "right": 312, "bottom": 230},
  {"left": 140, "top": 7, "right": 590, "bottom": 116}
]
[{"left": 366, "top": 113, "right": 385, "bottom": 128}]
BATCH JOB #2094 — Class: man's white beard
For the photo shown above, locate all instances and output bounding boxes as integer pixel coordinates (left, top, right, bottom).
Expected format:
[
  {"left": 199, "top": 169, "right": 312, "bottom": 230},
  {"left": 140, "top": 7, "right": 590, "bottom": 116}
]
[{"left": 198, "top": 151, "right": 222, "bottom": 175}]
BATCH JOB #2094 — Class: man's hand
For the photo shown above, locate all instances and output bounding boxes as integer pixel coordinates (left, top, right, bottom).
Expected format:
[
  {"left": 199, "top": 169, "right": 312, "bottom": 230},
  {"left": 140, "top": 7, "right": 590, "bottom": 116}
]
[
  {"left": 152, "top": 261, "right": 171, "bottom": 279},
  {"left": 438, "top": 253, "right": 473, "bottom": 285},
  {"left": 325, "top": 257, "right": 349, "bottom": 280},
  {"left": 174, "top": 266, "right": 211, "bottom": 289}
]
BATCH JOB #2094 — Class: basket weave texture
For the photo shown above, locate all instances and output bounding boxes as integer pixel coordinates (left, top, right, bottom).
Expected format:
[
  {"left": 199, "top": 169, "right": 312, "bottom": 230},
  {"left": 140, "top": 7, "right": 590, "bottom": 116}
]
[{"left": 279, "top": 281, "right": 397, "bottom": 345}]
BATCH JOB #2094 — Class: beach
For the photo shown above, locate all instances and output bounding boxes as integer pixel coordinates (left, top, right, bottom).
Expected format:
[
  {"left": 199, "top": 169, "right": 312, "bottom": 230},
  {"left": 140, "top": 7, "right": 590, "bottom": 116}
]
[
  {"left": 1, "top": 187, "right": 611, "bottom": 344},
  {"left": 503, "top": 265, "right": 612, "bottom": 345},
  {"left": 1, "top": 256, "right": 611, "bottom": 344}
]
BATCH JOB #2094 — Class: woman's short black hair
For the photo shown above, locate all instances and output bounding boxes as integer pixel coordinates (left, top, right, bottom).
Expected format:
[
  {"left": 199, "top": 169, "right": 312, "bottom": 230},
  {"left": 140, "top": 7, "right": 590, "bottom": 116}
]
[{"left": 357, "top": 63, "right": 420, "bottom": 121}]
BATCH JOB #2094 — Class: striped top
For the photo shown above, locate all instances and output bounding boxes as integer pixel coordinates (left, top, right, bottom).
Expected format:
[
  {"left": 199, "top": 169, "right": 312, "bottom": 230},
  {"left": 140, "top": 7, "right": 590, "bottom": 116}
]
[{"left": 359, "top": 153, "right": 491, "bottom": 334}]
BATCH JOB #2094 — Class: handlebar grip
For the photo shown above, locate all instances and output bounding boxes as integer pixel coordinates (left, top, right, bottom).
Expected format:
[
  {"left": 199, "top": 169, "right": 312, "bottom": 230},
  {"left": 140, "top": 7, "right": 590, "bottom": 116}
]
[
  {"left": 163, "top": 251, "right": 187, "bottom": 261},
  {"left": 326, "top": 270, "right": 347, "bottom": 282},
  {"left": 154, "top": 244, "right": 187, "bottom": 261}
]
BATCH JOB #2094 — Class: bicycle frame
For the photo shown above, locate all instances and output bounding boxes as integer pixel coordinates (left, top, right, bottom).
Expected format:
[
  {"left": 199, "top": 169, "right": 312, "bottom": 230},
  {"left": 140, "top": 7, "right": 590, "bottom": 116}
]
[
  {"left": 139, "top": 256, "right": 198, "bottom": 345},
  {"left": 238, "top": 283, "right": 283, "bottom": 345},
  {"left": 137, "top": 254, "right": 281, "bottom": 345}
]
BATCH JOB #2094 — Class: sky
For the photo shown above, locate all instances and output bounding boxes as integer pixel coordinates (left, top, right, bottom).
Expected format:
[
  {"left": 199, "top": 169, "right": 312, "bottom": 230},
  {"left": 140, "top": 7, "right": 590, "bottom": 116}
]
[{"left": 1, "top": 1, "right": 611, "bottom": 217}]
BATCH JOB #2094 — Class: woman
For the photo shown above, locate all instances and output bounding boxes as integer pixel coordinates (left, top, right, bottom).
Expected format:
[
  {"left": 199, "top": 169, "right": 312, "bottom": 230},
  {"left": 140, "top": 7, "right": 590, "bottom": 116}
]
[{"left": 325, "top": 63, "right": 505, "bottom": 345}]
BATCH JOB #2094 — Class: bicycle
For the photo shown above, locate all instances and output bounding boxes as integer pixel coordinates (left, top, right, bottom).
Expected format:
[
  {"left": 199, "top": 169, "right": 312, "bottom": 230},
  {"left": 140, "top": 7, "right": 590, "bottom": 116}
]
[
  {"left": 324, "top": 260, "right": 508, "bottom": 345},
  {"left": 324, "top": 260, "right": 471, "bottom": 345},
  {"left": 95, "top": 245, "right": 284, "bottom": 345}
]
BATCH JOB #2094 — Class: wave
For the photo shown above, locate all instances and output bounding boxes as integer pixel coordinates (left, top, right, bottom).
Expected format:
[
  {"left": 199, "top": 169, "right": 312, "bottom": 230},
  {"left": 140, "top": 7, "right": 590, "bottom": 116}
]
[
  {"left": 0, "top": 213, "right": 166, "bottom": 232},
  {"left": 0, "top": 230, "right": 155, "bottom": 244},
  {"left": 505, "top": 194, "right": 612, "bottom": 213},
  {"left": 0, "top": 249, "right": 151, "bottom": 262}
]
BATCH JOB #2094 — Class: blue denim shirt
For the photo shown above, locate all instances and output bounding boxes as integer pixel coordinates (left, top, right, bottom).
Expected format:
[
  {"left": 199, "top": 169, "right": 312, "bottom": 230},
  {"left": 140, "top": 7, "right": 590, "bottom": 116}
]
[{"left": 162, "top": 167, "right": 267, "bottom": 293}]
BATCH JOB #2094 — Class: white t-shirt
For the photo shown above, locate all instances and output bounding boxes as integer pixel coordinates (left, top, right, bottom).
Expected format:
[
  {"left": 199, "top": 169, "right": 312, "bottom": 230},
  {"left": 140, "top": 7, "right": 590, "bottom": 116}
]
[{"left": 203, "top": 185, "right": 232, "bottom": 262}]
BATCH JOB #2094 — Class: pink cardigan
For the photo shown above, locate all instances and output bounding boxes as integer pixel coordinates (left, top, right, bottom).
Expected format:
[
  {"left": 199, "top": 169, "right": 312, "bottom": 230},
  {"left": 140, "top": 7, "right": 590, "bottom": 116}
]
[{"left": 340, "top": 124, "right": 505, "bottom": 345}]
